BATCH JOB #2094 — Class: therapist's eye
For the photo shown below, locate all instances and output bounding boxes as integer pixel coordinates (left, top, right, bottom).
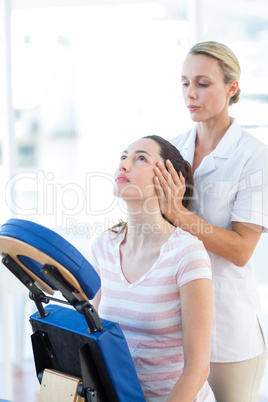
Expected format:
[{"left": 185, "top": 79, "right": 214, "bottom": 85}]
[{"left": 198, "top": 81, "right": 210, "bottom": 87}]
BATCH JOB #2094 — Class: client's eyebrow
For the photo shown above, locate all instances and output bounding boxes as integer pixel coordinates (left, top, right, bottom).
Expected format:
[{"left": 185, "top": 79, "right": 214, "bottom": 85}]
[
  {"left": 122, "top": 150, "right": 152, "bottom": 157},
  {"left": 136, "top": 150, "right": 152, "bottom": 157}
]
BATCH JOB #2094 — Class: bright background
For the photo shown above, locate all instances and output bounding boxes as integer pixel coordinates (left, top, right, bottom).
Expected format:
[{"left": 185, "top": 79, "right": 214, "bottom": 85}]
[{"left": 0, "top": 0, "right": 268, "bottom": 401}]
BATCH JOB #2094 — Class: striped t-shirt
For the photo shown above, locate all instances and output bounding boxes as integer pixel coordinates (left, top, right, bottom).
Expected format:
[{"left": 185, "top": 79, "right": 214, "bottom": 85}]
[{"left": 90, "top": 227, "right": 214, "bottom": 401}]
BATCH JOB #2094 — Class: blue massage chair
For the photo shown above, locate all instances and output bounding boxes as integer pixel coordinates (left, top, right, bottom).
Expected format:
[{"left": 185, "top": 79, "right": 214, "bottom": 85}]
[{"left": 0, "top": 219, "right": 145, "bottom": 402}]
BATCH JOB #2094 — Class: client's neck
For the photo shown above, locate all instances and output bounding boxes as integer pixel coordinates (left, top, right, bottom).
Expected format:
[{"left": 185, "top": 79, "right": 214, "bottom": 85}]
[{"left": 125, "top": 208, "right": 175, "bottom": 249}]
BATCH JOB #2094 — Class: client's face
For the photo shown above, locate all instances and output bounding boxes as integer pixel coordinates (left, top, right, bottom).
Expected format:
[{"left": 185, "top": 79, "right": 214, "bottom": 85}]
[{"left": 114, "top": 138, "right": 162, "bottom": 203}]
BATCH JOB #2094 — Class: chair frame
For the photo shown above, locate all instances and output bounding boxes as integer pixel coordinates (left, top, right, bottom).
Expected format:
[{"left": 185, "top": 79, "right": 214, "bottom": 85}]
[
  {"left": 0, "top": 219, "right": 145, "bottom": 402},
  {"left": 2, "top": 253, "right": 104, "bottom": 401}
]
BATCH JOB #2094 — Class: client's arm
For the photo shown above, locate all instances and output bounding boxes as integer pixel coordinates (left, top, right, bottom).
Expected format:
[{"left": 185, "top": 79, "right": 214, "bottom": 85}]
[
  {"left": 91, "top": 288, "right": 101, "bottom": 312},
  {"left": 167, "top": 279, "right": 213, "bottom": 401}
]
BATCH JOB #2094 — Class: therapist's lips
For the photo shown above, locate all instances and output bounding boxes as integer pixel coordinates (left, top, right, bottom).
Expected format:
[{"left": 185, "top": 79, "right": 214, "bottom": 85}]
[
  {"left": 115, "top": 174, "right": 130, "bottom": 183},
  {"left": 187, "top": 105, "right": 200, "bottom": 112}
]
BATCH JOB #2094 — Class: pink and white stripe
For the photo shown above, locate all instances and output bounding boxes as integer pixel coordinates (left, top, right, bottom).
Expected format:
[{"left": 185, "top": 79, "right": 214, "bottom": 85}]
[{"left": 90, "top": 228, "right": 214, "bottom": 401}]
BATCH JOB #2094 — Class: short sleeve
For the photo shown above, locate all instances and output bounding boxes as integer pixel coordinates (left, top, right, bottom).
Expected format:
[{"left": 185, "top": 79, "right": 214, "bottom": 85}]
[
  {"left": 176, "top": 238, "right": 212, "bottom": 288},
  {"left": 232, "top": 145, "right": 268, "bottom": 233}
]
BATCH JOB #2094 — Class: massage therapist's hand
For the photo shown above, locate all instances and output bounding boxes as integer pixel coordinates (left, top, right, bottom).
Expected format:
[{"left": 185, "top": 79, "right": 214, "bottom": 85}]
[{"left": 154, "top": 160, "right": 186, "bottom": 226}]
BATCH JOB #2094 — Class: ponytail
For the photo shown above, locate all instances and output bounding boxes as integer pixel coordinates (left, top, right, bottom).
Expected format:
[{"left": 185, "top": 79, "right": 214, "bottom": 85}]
[
  {"left": 108, "top": 219, "right": 127, "bottom": 237},
  {"left": 182, "top": 160, "right": 194, "bottom": 208}
]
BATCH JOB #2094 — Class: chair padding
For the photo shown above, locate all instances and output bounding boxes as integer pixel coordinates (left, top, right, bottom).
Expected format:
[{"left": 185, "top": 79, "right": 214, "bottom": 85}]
[
  {"left": 30, "top": 304, "right": 145, "bottom": 402},
  {"left": 0, "top": 219, "right": 100, "bottom": 300}
]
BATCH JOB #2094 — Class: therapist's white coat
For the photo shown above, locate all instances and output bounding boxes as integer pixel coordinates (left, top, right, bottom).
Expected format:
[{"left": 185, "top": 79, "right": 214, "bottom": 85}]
[{"left": 171, "top": 118, "right": 268, "bottom": 362}]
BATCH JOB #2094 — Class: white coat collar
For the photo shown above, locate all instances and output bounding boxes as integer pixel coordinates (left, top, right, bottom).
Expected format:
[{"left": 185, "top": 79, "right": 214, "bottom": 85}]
[{"left": 181, "top": 118, "right": 242, "bottom": 177}]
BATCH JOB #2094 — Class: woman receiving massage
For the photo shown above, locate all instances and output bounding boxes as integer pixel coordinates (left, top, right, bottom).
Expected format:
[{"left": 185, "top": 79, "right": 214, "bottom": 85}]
[{"left": 90, "top": 135, "right": 215, "bottom": 402}]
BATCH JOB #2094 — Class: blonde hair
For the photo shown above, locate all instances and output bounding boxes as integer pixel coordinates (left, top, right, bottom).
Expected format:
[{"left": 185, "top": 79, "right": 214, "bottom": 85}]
[{"left": 189, "top": 41, "right": 241, "bottom": 106}]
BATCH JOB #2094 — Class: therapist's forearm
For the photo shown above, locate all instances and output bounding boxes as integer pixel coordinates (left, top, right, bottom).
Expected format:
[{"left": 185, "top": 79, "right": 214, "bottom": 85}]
[{"left": 172, "top": 206, "right": 256, "bottom": 266}]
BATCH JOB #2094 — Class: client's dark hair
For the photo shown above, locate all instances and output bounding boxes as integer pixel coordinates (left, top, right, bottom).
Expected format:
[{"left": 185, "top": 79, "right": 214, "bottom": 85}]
[
  {"left": 143, "top": 135, "right": 193, "bottom": 208},
  {"left": 110, "top": 135, "right": 193, "bottom": 235}
]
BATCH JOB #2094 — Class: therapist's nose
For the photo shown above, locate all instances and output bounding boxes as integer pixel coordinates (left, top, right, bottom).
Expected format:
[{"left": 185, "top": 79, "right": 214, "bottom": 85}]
[{"left": 186, "top": 83, "right": 197, "bottom": 100}]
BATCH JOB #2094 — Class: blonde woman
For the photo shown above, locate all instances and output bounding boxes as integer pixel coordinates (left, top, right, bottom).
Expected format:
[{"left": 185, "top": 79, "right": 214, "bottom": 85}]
[{"left": 155, "top": 41, "right": 268, "bottom": 402}]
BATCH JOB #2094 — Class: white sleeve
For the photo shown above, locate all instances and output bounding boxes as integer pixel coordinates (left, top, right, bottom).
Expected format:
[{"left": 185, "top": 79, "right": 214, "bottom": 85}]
[{"left": 232, "top": 144, "right": 268, "bottom": 233}]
